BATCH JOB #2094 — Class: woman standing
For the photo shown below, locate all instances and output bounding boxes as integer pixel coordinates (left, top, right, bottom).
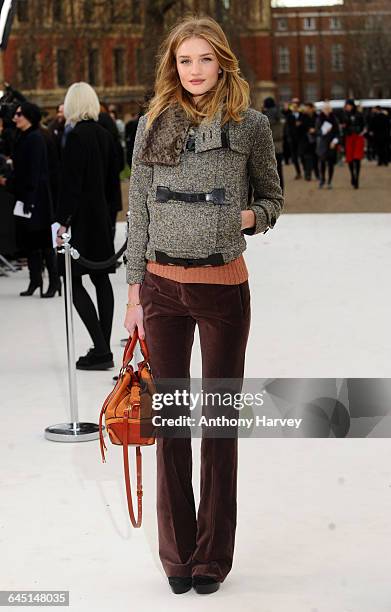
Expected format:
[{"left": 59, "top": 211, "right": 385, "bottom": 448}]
[
  {"left": 262, "top": 96, "right": 285, "bottom": 191},
  {"left": 124, "top": 16, "right": 283, "bottom": 595},
  {"left": 341, "top": 99, "right": 366, "bottom": 189},
  {"left": 8, "top": 103, "right": 58, "bottom": 297},
  {"left": 315, "top": 102, "right": 340, "bottom": 189},
  {"left": 56, "top": 83, "right": 121, "bottom": 371}
]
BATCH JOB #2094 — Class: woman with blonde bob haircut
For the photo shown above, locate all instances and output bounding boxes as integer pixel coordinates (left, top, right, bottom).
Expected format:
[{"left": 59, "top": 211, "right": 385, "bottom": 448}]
[
  {"left": 124, "top": 15, "right": 284, "bottom": 595},
  {"left": 63, "top": 81, "right": 100, "bottom": 125},
  {"left": 56, "top": 82, "right": 121, "bottom": 371}
]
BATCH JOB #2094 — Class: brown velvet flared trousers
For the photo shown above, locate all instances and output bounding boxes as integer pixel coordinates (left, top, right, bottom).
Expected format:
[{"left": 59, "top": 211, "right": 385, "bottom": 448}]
[{"left": 139, "top": 270, "right": 251, "bottom": 582}]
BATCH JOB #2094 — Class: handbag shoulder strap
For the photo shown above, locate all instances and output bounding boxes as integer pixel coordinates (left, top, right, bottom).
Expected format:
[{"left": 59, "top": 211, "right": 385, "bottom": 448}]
[{"left": 123, "top": 407, "right": 143, "bottom": 528}]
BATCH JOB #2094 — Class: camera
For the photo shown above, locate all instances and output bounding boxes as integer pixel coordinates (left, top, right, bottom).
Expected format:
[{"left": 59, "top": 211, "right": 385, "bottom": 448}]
[{"left": 0, "top": 83, "right": 26, "bottom": 122}]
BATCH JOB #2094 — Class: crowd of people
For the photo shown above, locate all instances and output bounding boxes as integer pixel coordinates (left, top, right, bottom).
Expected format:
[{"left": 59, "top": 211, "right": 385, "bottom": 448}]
[
  {"left": 263, "top": 96, "right": 391, "bottom": 192},
  {"left": 0, "top": 82, "right": 142, "bottom": 370},
  {"left": 1, "top": 83, "right": 390, "bottom": 370}
]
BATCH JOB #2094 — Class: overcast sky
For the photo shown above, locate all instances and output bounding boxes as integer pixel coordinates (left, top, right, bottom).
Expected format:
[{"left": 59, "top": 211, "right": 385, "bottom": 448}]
[{"left": 272, "top": 1, "right": 343, "bottom": 6}]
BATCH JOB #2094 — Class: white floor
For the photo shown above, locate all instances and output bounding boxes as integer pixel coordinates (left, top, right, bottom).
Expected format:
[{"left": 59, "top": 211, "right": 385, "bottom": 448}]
[{"left": 1, "top": 215, "right": 391, "bottom": 611}]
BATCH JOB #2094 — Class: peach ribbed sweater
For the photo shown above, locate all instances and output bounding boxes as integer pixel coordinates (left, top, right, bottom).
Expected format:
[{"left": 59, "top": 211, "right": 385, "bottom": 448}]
[{"left": 146, "top": 254, "right": 248, "bottom": 285}]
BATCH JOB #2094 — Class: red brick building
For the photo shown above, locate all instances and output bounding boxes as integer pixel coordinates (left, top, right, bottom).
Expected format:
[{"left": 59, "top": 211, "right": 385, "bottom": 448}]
[
  {"left": 271, "top": 0, "right": 391, "bottom": 102},
  {"left": 1, "top": 0, "right": 390, "bottom": 115},
  {"left": 0, "top": 0, "right": 144, "bottom": 114},
  {"left": 0, "top": 0, "right": 277, "bottom": 114}
]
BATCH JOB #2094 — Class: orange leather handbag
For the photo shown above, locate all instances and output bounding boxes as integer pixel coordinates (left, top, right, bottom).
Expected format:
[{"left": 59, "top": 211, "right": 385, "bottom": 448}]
[{"left": 99, "top": 331, "right": 156, "bottom": 527}]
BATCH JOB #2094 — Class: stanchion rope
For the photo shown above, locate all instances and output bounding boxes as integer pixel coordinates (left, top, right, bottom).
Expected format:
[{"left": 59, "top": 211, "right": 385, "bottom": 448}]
[{"left": 58, "top": 239, "right": 128, "bottom": 271}]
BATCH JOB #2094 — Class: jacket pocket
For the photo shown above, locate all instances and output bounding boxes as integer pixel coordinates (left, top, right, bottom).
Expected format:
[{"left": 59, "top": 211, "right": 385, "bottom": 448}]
[{"left": 148, "top": 198, "right": 219, "bottom": 256}]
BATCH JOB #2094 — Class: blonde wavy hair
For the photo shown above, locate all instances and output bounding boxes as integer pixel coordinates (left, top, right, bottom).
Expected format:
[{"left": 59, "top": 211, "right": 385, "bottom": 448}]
[{"left": 145, "top": 14, "right": 250, "bottom": 130}]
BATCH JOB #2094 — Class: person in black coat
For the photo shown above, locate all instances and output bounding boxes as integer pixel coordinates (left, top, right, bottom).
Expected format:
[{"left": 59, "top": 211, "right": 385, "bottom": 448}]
[
  {"left": 47, "top": 104, "right": 66, "bottom": 160},
  {"left": 262, "top": 97, "right": 285, "bottom": 192},
  {"left": 315, "top": 103, "right": 340, "bottom": 189},
  {"left": 298, "top": 102, "right": 319, "bottom": 181},
  {"left": 284, "top": 98, "right": 303, "bottom": 179},
  {"left": 5, "top": 102, "right": 59, "bottom": 297},
  {"left": 368, "top": 106, "right": 390, "bottom": 167},
  {"left": 56, "top": 82, "right": 121, "bottom": 371},
  {"left": 125, "top": 112, "right": 141, "bottom": 168},
  {"left": 99, "top": 104, "right": 124, "bottom": 238}
]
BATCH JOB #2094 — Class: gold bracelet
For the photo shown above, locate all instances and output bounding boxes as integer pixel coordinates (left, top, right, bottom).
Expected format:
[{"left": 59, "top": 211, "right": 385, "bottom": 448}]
[{"left": 126, "top": 302, "right": 141, "bottom": 308}]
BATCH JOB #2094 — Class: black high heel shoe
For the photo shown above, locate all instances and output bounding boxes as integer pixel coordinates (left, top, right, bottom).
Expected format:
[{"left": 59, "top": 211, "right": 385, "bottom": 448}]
[
  {"left": 192, "top": 575, "right": 220, "bottom": 594},
  {"left": 168, "top": 577, "right": 193, "bottom": 594},
  {"left": 20, "top": 281, "right": 43, "bottom": 297},
  {"left": 41, "top": 279, "right": 62, "bottom": 298}
]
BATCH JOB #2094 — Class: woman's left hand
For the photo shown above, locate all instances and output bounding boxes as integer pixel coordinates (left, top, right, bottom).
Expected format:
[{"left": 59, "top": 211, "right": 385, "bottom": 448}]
[
  {"left": 241, "top": 209, "right": 256, "bottom": 231},
  {"left": 56, "top": 225, "right": 68, "bottom": 246}
]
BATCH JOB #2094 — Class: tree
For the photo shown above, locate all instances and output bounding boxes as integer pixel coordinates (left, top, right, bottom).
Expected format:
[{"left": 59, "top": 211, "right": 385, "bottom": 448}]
[{"left": 342, "top": 0, "right": 391, "bottom": 98}]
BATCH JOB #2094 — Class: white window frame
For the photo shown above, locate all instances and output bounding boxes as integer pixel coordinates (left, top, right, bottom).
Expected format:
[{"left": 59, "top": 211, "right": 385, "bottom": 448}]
[
  {"left": 304, "top": 84, "right": 318, "bottom": 102},
  {"left": 279, "top": 86, "right": 292, "bottom": 102},
  {"left": 331, "top": 83, "right": 345, "bottom": 99},
  {"left": 304, "top": 45, "right": 317, "bottom": 73},
  {"left": 277, "top": 17, "right": 288, "bottom": 31},
  {"left": 278, "top": 47, "right": 290, "bottom": 74},
  {"left": 303, "top": 17, "right": 316, "bottom": 31},
  {"left": 329, "top": 16, "right": 341, "bottom": 30},
  {"left": 331, "top": 44, "right": 344, "bottom": 72}
]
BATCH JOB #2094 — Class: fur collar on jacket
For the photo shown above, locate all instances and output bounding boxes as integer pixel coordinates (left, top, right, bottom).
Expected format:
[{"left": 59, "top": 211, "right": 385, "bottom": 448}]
[{"left": 137, "top": 102, "right": 224, "bottom": 166}]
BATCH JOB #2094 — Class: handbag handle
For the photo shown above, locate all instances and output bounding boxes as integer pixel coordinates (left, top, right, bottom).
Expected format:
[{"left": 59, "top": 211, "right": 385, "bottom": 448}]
[{"left": 123, "top": 329, "right": 150, "bottom": 366}]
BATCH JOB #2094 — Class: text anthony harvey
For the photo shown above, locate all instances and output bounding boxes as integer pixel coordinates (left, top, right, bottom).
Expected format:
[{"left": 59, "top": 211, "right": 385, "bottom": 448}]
[{"left": 152, "top": 415, "right": 303, "bottom": 429}]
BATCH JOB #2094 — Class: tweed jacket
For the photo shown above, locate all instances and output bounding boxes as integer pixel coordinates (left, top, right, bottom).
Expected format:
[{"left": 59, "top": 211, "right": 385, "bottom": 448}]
[{"left": 126, "top": 102, "right": 284, "bottom": 284}]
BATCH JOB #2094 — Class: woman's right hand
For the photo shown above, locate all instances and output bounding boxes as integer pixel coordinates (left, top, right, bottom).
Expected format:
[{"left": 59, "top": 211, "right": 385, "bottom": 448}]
[{"left": 124, "top": 304, "right": 145, "bottom": 340}]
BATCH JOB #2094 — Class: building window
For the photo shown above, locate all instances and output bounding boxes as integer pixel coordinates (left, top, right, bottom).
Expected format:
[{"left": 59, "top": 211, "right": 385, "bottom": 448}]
[
  {"left": 88, "top": 49, "right": 100, "bottom": 86},
  {"left": 331, "top": 83, "right": 345, "bottom": 99},
  {"left": 109, "top": 0, "right": 131, "bottom": 22},
  {"left": 83, "top": 0, "right": 95, "bottom": 23},
  {"left": 19, "top": 49, "right": 37, "bottom": 89},
  {"left": 303, "top": 17, "right": 316, "bottom": 31},
  {"left": 372, "top": 49, "right": 381, "bottom": 72},
  {"left": 57, "top": 49, "right": 70, "bottom": 87},
  {"left": 113, "top": 48, "right": 125, "bottom": 86},
  {"left": 131, "top": 0, "right": 142, "bottom": 24},
  {"left": 329, "top": 16, "right": 341, "bottom": 30},
  {"left": 331, "top": 44, "right": 343, "bottom": 71},
  {"left": 135, "top": 46, "right": 142, "bottom": 84},
  {"left": 16, "top": 0, "right": 28, "bottom": 22},
  {"left": 277, "top": 18, "right": 288, "bottom": 31},
  {"left": 53, "top": 0, "right": 63, "bottom": 22},
  {"left": 304, "top": 45, "right": 317, "bottom": 73},
  {"left": 278, "top": 47, "right": 290, "bottom": 74},
  {"left": 279, "top": 86, "right": 292, "bottom": 102},
  {"left": 304, "top": 84, "right": 318, "bottom": 102},
  {"left": 216, "top": 0, "right": 231, "bottom": 21}
]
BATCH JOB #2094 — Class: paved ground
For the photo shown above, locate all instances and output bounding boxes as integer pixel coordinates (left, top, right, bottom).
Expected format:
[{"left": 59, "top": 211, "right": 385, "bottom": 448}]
[
  {"left": 119, "top": 159, "right": 391, "bottom": 219},
  {"left": 2, "top": 216, "right": 391, "bottom": 611},
  {"left": 282, "top": 160, "right": 391, "bottom": 214}
]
